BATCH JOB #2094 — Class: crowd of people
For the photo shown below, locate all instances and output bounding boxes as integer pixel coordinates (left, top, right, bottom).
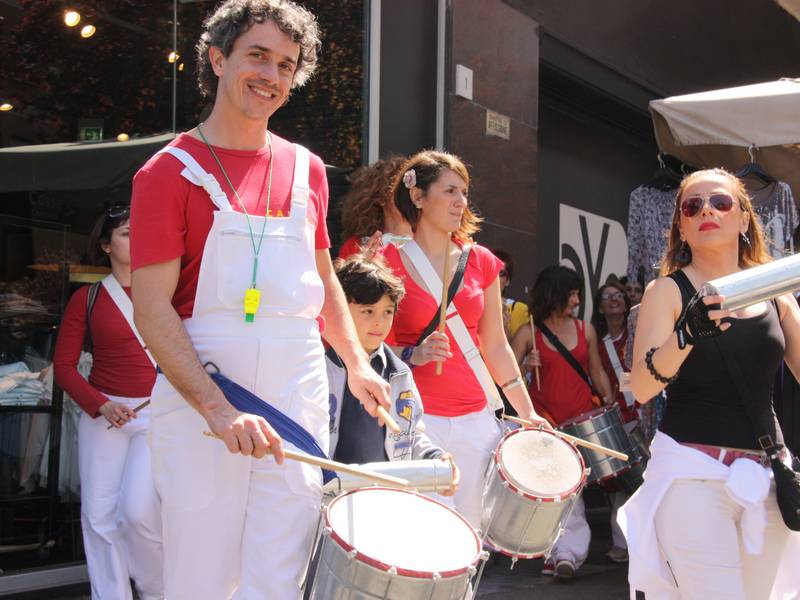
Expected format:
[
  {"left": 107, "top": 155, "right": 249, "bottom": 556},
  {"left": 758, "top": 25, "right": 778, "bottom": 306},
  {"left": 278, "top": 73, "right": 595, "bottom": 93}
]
[{"left": 53, "top": 1, "right": 799, "bottom": 599}]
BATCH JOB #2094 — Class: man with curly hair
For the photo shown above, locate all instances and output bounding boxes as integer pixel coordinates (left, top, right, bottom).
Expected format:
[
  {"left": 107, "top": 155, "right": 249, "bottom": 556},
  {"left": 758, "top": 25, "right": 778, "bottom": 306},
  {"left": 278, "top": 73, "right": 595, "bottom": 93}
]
[{"left": 129, "top": 1, "right": 390, "bottom": 598}]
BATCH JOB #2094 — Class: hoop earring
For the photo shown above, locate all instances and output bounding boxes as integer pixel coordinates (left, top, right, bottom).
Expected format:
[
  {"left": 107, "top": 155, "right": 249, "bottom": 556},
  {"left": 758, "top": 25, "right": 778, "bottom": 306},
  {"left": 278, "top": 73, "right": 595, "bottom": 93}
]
[
  {"left": 676, "top": 241, "right": 691, "bottom": 264},
  {"left": 740, "top": 232, "right": 752, "bottom": 250}
]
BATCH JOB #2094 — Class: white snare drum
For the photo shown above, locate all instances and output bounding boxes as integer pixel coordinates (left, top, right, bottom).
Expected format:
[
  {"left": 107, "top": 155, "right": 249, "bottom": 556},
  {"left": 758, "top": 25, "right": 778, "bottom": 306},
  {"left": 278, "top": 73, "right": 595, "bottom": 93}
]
[
  {"left": 308, "top": 487, "right": 484, "bottom": 599},
  {"left": 559, "top": 404, "right": 632, "bottom": 484},
  {"left": 481, "top": 428, "right": 587, "bottom": 561}
]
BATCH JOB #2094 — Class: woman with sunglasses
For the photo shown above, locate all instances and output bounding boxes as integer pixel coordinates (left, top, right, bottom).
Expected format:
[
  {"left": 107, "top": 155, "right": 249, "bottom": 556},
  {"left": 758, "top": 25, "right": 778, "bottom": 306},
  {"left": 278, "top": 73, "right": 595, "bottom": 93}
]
[
  {"left": 591, "top": 281, "right": 637, "bottom": 564},
  {"left": 53, "top": 206, "right": 162, "bottom": 600},
  {"left": 622, "top": 169, "right": 800, "bottom": 599}
]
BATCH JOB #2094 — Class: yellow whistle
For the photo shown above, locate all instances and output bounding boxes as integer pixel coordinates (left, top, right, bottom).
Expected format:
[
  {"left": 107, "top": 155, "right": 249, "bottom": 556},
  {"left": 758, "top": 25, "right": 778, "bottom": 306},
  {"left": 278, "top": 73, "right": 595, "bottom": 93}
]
[{"left": 244, "top": 288, "right": 261, "bottom": 322}]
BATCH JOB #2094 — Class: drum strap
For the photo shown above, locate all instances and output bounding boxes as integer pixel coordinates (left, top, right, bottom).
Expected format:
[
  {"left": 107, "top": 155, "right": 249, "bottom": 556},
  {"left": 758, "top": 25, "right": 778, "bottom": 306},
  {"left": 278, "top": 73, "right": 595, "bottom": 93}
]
[
  {"left": 538, "top": 323, "right": 600, "bottom": 397},
  {"left": 401, "top": 241, "right": 504, "bottom": 411},
  {"left": 603, "top": 335, "right": 636, "bottom": 408}
]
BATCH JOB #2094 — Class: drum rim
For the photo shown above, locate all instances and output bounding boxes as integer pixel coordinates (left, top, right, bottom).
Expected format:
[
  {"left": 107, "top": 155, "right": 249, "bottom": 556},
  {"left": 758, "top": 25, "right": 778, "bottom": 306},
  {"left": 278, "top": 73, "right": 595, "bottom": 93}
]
[
  {"left": 495, "top": 428, "right": 587, "bottom": 502},
  {"left": 483, "top": 537, "right": 547, "bottom": 560},
  {"left": 558, "top": 403, "right": 620, "bottom": 428},
  {"left": 324, "top": 487, "right": 482, "bottom": 579}
]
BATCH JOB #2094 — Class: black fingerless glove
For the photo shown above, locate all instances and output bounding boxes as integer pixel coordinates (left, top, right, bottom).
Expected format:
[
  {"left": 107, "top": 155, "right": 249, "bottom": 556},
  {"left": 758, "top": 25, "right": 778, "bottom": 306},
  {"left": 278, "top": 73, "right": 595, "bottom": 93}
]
[{"left": 674, "top": 290, "right": 724, "bottom": 349}]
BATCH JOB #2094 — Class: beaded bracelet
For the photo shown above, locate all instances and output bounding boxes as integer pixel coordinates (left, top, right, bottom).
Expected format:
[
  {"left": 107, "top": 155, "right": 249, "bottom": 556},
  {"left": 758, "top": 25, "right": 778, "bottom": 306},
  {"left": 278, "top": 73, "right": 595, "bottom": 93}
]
[{"left": 645, "top": 347, "right": 678, "bottom": 385}]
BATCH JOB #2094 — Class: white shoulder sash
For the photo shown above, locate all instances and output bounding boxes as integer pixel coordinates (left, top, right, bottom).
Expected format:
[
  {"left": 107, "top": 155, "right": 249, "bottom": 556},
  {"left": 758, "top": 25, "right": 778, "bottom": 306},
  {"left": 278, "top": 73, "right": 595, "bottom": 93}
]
[
  {"left": 401, "top": 241, "right": 504, "bottom": 411},
  {"left": 101, "top": 275, "right": 157, "bottom": 369},
  {"left": 603, "top": 335, "right": 635, "bottom": 408}
]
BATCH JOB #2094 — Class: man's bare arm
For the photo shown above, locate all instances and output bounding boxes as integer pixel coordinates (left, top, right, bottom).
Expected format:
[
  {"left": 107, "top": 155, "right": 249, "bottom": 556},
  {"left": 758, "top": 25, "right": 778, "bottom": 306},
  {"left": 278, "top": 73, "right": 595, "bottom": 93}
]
[
  {"left": 316, "top": 249, "right": 390, "bottom": 415},
  {"left": 132, "top": 259, "right": 284, "bottom": 461}
]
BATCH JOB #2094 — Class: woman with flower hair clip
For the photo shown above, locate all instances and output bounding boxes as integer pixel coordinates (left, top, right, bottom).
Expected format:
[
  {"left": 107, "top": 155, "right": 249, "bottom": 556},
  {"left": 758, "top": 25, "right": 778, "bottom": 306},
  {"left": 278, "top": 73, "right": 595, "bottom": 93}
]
[{"left": 381, "top": 150, "right": 549, "bottom": 528}]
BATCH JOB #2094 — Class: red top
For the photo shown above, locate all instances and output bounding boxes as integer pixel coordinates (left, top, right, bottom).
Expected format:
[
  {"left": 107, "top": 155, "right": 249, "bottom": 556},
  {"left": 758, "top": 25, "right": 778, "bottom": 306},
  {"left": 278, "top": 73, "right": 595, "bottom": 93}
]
[
  {"left": 529, "top": 319, "right": 595, "bottom": 425},
  {"left": 54, "top": 285, "right": 157, "bottom": 417},
  {"left": 383, "top": 242, "right": 503, "bottom": 416},
  {"left": 599, "top": 330, "right": 637, "bottom": 422},
  {"left": 338, "top": 235, "right": 362, "bottom": 259},
  {"left": 130, "top": 132, "right": 330, "bottom": 319}
]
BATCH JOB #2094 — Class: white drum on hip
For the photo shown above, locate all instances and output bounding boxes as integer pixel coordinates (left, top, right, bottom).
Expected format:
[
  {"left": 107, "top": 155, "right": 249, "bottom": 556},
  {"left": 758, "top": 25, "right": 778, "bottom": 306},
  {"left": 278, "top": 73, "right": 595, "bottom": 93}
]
[
  {"left": 308, "top": 487, "right": 484, "bottom": 599},
  {"left": 481, "top": 428, "right": 587, "bottom": 560}
]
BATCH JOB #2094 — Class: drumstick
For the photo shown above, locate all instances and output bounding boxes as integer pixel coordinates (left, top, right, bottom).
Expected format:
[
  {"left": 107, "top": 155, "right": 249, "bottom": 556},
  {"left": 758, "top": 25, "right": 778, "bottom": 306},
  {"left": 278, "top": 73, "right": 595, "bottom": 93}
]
[
  {"left": 377, "top": 405, "right": 401, "bottom": 434},
  {"left": 529, "top": 316, "right": 541, "bottom": 391},
  {"left": 106, "top": 399, "right": 150, "bottom": 430},
  {"left": 436, "top": 235, "right": 451, "bottom": 376},
  {"left": 501, "top": 414, "right": 629, "bottom": 461},
  {"left": 202, "top": 431, "right": 410, "bottom": 487}
]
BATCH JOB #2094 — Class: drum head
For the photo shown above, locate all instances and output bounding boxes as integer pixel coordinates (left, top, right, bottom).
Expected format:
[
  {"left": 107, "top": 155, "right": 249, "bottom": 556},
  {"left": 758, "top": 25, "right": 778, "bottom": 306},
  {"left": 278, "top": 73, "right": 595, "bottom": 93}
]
[
  {"left": 499, "top": 429, "right": 584, "bottom": 499},
  {"left": 326, "top": 488, "right": 480, "bottom": 576},
  {"left": 560, "top": 404, "right": 617, "bottom": 428}
]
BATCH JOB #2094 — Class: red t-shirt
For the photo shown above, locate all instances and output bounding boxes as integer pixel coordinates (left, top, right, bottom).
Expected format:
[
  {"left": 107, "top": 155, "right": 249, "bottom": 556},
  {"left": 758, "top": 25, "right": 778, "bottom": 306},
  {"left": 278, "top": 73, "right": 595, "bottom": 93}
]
[
  {"left": 529, "top": 319, "right": 595, "bottom": 425},
  {"left": 54, "top": 285, "right": 157, "bottom": 417},
  {"left": 338, "top": 235, "right": 362, "bottom": 259},
  {"left": 599, "top": 330, "right": 637, "bottom": 422},
  {"left": 130, "top": 132, "right": 330, "bottom": 319},
  {"left": 383, "top": 242, "right": 503, "bottom": 416}
]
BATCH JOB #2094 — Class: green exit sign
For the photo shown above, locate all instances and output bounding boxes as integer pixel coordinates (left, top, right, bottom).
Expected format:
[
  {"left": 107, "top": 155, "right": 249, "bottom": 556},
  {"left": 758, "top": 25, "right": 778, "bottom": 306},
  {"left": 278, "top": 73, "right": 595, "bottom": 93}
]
[{"left": 80, "top": 126, "right": 103, "bottom": 141}]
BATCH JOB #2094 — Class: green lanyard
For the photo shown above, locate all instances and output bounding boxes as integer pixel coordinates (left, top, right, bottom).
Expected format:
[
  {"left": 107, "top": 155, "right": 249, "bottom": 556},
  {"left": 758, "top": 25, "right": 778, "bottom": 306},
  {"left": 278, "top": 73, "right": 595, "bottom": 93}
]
[{"left": 197, "top": 123, "right": 273, "bottom": 321}]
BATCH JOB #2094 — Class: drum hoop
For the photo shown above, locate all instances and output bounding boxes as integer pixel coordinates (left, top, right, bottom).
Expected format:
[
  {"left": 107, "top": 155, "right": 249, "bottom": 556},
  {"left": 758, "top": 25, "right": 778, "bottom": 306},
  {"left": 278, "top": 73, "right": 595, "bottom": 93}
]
[
  {"left": 495, "top": 428, "right": 587, "bottom": 502},
  {"left": 484, "top": 537, "right": 546, "bottom": 560},
  {"left": 324, "top": 487, "right": 482, "bottom": 579},
  {"left": 559, "top": 404, "right": 620, "bottom": 428}
]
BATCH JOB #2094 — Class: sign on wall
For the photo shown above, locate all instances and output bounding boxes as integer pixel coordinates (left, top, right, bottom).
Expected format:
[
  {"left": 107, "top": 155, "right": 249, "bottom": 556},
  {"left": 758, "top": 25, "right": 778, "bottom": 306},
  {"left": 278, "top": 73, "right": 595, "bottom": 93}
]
[{"left": 559, "top": 204, "right": 628, "bottom": 321}]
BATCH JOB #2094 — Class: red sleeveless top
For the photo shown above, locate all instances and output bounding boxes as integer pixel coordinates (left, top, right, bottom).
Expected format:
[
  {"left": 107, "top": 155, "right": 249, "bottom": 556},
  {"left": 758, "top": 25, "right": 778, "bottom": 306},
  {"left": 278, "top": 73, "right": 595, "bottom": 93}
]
[{"left": 529, "top": 318, "right": 595, "bottom": 425}]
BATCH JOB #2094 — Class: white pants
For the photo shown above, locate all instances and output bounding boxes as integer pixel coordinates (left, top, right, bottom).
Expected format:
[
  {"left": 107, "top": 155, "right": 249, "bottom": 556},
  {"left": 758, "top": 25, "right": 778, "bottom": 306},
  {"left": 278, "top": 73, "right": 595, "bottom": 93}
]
[
  {"left": 610, "top": 491, "right": 629, "bottom": 549},
  {"left": 78, "top": 396, "right": 162, "bottom": 600},
  {"left": 655, "top": 478, "right": 792, "bottom": 600},
  {"left": 423, "top": 408, "right": 502, "bottom": 529},
  {"left": 551, "top": 493, "right": 590, "bottom": 567},
  {"left": 151, "top": 330, "right": 328, "bottom": 600}
]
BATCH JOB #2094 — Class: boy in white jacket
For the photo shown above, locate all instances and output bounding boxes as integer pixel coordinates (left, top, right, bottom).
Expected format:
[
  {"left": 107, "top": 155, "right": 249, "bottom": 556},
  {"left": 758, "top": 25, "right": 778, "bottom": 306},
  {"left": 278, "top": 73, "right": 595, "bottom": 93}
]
[{"left": 327, "top": 255, "right": 458, "bottom": 494}]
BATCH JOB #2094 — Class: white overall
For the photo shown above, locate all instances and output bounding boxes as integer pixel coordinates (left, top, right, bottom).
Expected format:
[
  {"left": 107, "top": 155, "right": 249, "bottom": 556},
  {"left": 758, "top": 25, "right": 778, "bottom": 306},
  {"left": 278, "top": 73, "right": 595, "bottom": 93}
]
[
  {"left": 78, "top": 275, "right": 162, "bottom": 600},
  {"left": 149, "top": 144, "right": 329, "bottom": 600}
]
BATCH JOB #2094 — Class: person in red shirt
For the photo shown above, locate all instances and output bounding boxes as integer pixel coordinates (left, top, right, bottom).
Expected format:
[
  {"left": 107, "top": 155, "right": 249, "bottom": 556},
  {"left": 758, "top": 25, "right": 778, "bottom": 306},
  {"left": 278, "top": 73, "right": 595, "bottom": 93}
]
[
  {"left": 381, "top": 149, "right": 548, "bottom": 530},
  {"left": 129, "top": 2, "right": 390, "bottom": 598},
  {"left": 511, "top": 265, "right": 613, "bottom": 580},
  {"left": 338, "top": 155, "right": 411, "bottom": 259},
  {"left": 53, "top": 207, "right": 162, "bottom": 600},
  {"left": 591, "top": 280, "right": 637, "bottom": 564}
]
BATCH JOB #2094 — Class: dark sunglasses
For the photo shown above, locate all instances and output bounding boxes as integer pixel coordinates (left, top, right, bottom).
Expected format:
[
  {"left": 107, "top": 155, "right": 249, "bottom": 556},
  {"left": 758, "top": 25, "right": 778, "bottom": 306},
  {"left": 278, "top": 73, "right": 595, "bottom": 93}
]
[
  {"left": 106, "top": 205, "right": 130, "bottom": 219},
  {"left": 680, "top": 194, "right": 735, "bottom": 218}
]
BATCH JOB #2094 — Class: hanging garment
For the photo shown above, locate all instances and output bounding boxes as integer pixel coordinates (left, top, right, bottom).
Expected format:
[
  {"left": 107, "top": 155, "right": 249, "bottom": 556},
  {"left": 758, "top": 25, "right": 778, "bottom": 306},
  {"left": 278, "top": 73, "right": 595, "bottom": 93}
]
[{"left": 626, "top": 186, "right": 678, "bottom": 286}]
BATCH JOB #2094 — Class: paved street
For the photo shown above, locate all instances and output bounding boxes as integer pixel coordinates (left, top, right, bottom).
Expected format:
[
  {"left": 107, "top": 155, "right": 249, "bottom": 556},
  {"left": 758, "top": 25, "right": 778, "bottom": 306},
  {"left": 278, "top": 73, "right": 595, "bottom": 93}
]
[{"left": 7, "top": 502, "right": 632, "bottom": 600}]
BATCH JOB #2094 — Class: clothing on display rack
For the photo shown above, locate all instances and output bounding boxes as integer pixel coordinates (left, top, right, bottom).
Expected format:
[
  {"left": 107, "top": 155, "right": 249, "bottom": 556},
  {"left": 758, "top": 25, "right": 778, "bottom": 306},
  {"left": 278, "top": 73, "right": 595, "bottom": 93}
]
[
  {"left": 748, "top": 180, "right": 797, "bottom": 259},
  {"left": 626, "top": 186, "right": 678, "bottom": 286},
  {"left": 0, "top": 364, "right": 44, "bottom": 405}
]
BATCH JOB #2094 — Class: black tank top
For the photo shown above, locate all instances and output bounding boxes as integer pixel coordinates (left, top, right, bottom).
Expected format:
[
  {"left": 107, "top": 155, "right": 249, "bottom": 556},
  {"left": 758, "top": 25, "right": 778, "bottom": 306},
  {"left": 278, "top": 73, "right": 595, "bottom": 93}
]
[{"left": 659, "top": 270, "right": 785, "bottom": 450}]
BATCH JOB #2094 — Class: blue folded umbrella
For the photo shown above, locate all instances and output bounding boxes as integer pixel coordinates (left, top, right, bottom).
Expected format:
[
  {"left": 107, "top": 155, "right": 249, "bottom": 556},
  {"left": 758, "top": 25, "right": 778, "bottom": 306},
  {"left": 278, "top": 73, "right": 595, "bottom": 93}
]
[{"left": 209, "top": 370, "right": 335, "bottom": 483}]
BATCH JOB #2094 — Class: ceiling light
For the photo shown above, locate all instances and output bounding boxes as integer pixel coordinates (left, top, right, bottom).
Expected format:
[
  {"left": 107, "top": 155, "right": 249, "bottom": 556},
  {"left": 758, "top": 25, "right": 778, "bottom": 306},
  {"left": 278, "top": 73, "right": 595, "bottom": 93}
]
[
  {"left": 80, "top": 24, "right": 96, "bottom": 38},
  {"left": 168, "top": 51, "right": 180, "bottom": 63},
  {"left": 116, "top": 133, "right": 130, "bottom": 142},
  {"left": 0, "top": 103, "right": 13, "bottom": 112},
  {"left": 64, "top": 10, "right": 81, "bottom": 27}
]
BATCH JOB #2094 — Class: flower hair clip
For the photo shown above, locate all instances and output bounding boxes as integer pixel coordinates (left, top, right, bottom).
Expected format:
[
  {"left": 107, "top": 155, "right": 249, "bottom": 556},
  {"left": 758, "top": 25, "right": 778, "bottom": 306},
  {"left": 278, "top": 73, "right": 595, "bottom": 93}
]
[{"left": 402, "top": 169, "right": 416, "bottom": 189}]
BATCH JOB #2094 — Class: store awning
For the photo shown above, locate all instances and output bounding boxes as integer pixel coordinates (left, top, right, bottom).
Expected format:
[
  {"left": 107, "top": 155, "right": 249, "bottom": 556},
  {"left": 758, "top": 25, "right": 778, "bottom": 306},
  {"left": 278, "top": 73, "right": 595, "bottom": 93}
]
[
  {"left": 0, "top": 132, "right": 176, "bottom": 193},
  {"left": 649, "top": 78, "right": 800, "bottom": 195}
]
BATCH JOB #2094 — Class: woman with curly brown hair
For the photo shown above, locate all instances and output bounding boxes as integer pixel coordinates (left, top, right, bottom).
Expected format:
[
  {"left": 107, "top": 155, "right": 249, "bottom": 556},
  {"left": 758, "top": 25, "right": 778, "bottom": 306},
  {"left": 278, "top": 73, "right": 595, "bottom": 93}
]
[
  {"left": 622, "top": 168, "right": 800, "bottom": 599},
  {"left": 338, "top": 155, "right": 412, "bottom": 258},
  {"left": 381, "top": 150, "right": 548, "bottom": 529}
]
